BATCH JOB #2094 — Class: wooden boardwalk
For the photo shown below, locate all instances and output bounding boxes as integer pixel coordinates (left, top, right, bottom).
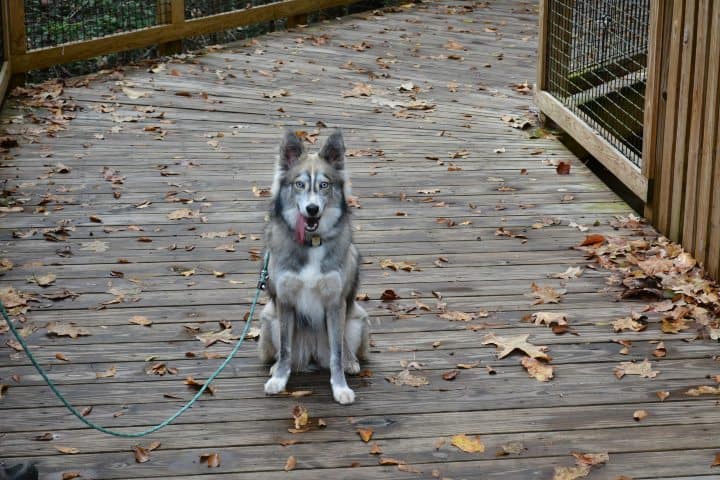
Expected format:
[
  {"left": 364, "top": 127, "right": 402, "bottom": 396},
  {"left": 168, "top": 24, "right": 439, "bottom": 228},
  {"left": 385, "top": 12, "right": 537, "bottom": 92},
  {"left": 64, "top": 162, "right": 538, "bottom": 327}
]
[{"left": 0, "top": 1, "right": 718, "bottom": 479}]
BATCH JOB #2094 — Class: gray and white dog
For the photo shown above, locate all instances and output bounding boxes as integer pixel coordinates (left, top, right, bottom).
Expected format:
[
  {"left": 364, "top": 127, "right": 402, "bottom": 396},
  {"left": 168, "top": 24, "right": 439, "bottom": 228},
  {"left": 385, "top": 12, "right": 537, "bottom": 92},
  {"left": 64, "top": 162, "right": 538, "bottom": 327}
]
[{"left": 259, "top": 129, "right": 369, "bottom": 404}]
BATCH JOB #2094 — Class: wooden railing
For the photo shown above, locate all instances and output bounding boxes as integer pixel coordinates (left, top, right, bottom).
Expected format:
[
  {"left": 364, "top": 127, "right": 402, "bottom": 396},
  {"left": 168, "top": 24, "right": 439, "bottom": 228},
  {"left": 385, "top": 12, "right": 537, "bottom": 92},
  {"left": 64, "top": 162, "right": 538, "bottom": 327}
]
[{"left": 0, "top": 0, "right": 361, "bottom": 103}]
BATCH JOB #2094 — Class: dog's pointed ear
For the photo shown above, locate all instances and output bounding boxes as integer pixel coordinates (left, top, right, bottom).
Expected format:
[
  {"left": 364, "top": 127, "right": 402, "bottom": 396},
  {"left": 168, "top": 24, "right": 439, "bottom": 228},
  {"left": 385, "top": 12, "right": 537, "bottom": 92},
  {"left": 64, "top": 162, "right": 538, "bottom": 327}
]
[
  {"left": 319, "top": 129, "right": 345, "bottom": 170},
  {"left": 278, "top": 129, "right": 304, "bottom": 170}
]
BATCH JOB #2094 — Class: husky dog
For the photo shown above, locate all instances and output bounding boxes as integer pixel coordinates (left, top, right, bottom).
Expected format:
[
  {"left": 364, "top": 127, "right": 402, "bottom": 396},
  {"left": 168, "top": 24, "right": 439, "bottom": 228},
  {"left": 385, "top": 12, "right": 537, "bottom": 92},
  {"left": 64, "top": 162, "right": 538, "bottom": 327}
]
[{"left": 259, "top": 129, "right": 369, "bottom": 405}]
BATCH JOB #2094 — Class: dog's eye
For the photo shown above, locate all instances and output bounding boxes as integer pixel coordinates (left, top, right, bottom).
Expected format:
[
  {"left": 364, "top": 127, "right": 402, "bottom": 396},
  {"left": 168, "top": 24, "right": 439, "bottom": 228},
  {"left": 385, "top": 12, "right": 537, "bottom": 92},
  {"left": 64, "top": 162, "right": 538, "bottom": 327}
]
[
  {"left": 319, "top": 181, "right": 330, "bottom": 189},
  {"left": 294, "top": 181, "right": 305, "bottom": 189}
]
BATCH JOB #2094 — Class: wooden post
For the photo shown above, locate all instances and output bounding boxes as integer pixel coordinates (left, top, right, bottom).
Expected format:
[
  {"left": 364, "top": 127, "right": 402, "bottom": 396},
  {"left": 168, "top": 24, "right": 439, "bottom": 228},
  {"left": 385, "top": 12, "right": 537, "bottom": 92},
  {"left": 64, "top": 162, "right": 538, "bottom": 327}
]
[
  {"left": 536, "top": 0, "right": 549, "bottom": 93},
  {"left": 6, "top": 0, "right": 26, "bottom": 88},
  {"left": 157, "top": 0, "right": 184, "bottom": 56},
  {"left": 286, "top": 13, "right": 308, "bottom": 29}
]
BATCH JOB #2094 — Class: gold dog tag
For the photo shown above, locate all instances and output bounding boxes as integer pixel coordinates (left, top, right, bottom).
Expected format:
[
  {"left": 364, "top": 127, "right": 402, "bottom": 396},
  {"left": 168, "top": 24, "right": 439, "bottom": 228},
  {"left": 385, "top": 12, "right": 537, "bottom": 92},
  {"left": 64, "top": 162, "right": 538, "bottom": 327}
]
[{"left": 311, "top": 235, "right": 321, "bottom": 247}]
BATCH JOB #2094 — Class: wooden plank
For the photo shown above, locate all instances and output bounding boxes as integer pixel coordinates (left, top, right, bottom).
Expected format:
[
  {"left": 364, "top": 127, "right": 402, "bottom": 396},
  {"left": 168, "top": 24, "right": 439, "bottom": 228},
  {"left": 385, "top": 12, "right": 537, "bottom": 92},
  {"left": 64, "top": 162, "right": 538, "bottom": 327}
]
[
  {"left": 535, "top": 90, "right": 648, "bottom": 200},
  {"left": 535, "top": 0, "right": 549, "bottom": 92},
  {"left": 5, "top": 0, "right": 26, "bottom": 86},
  {"left": 11, "top": 0, "right": 363, "bottom": 73},
  {"left": 668, "top": 0, "right": 697, "bottom": 241},
  {"left": 681, "top": 0, "right": 711, "bottom": 252}
]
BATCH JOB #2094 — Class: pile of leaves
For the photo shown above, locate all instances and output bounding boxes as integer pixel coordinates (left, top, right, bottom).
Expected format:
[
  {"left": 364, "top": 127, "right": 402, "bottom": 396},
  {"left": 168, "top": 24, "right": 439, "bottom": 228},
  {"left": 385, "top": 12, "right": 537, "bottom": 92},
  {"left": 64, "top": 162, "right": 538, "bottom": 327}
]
[{"left": 577, "top": 214, "right": 720, "bottom": 340}]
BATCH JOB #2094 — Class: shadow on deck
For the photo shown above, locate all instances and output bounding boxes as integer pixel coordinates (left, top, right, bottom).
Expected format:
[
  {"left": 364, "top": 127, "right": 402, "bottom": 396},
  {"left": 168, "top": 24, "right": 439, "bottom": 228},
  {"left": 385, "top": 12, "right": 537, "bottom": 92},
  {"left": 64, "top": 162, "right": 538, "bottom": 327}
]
[{"left": 1, "top": 1, "right": 718, "bottom": 479}]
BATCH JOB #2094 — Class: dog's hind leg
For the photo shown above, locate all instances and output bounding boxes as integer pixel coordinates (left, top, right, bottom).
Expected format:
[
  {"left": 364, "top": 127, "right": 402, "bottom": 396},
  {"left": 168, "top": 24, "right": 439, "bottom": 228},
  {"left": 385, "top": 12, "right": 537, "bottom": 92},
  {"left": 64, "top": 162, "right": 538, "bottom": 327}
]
[{"left": 258, "top": 302, "right": 279, "bottom": 365}]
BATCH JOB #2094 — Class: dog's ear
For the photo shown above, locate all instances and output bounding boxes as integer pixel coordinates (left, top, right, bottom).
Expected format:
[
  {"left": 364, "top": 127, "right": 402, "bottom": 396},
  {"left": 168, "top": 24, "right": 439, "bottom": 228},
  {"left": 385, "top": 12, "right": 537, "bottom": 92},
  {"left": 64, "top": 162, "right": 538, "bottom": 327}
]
[
  {"left": 278, "top": 129, "right": 304, "bottom": 170},
  {"left": 319, "top": 129, "right": 345, "bottom": 170}
]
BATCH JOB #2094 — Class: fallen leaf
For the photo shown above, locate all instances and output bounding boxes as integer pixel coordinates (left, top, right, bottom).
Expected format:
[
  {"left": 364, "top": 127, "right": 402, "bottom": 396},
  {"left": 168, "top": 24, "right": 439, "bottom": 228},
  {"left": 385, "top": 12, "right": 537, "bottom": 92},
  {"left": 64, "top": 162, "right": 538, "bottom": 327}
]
[
  {"left": 450, "top": 434, "right": 484, "bottom": 453},
  {"left": 196, "top": 327, "right": 240, "bottom": 347},
  {"left": 342, "top": 83, "right": 374, "bottom": 97},
  {"left": 529, "top": 282, "right": 565, "bottom": 305},
  {"left": 553, "top": 465, "right": 590, "bottom": 480},
  {"left": 386, "top": 369, "right": 429, "bottom": 387},
  {"left": 612, "top": 313, "right": 648, "bottom": 332},
  {"left": 580, "top": 234, "right": 605, "bottom": 246},
  {"left": 129, "top": 315, "right": 152, "bottom": 327},
  {"left": 685, "top": 385, "right": 720, "bottom": 396},
  {"left": 633, "top": 409, "right": 648, "bottom": 421},
  {"left": 284, "top": 455, "right": 297, "bottom": 471},
  {"left": 496, "top": 441, "right": 525, "bottom": 456},
  {"left": 549, "top": 266, "right": 584, "bottom": 279},
  {"left": 370, "top": 442, "right": 383, "bottom": 455},
  {"left": 46, "top": 322, "right": 90, "bottom": 339},
  {"left": 200, "top": 452, "right": 221, "bottom": 468},
  {"left": 531, "top": 312, "right": 568, "bottom": 327},
  {"left": 357, "top": 428, "right": 373, "bottom": 442},
  {"left": 122, "top": 86, "right": 151, "bottom": 99},
  {"left": 96, "top": 365, "right": 117, "bottom": 379},
  {"left": 80, "top": 240, "right": 109, "bottom": 253},
  {"left": 556, "top": 162, "right": 571, "bottom": 175},
  {"left": 380, "top": 258, "right": 420, "bottom": 272},
  {"left": 132, "top": 445, "right": 151, "bottom": 463},
  {"left": 521, "top": 356, "right": 554, "bottom": 382},
  {"left": 439, "top": 311, "right": 475, "bottom": 322},
  {"left": 614, "top": 359, "right": 658, "bottom": 379},
  {"left": 292, "top": 405, "right": 309, "bottom": 429},
  {"left": 442, "top": 369, "right": 459, "bottom": 381},
  {"left": 55, "top": 352, "right": 70, "bottom": 362},
  {"left": 55, "top": 446, "right": 80, "bottom": 454},
  {"left": 167, "top": 208, "right": 199, "bottom": 220},
  {"left": 184, "top": 376, "right": 216, "bottom": 395},
  {"left": 34, "top": 273, "right": 56, "bottom": 287},
  {"left": 482, "top": 333, "right": 550, "bottom": 360},
  {"left": 61, "top": 472, "right": 81, "bottom": 480},
  {"left": 263, "top": 88, "right": 290, "bottom": 98},
  {"left": 380, "top": 289, "right": 400, "bottom": 301},
  {"left": 571, "top": 452, "right": 609, "bottom": 466},
  {"left": 656, "top": 391, "right": 670, "bottom": 401}
]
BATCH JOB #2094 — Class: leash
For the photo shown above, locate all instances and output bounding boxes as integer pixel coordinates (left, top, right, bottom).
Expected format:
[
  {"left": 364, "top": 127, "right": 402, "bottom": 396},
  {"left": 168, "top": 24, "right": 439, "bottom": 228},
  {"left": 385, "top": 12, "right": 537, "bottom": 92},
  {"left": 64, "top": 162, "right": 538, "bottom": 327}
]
[{"left": 0, "top": 252, "right": 269, "bottom": 438}]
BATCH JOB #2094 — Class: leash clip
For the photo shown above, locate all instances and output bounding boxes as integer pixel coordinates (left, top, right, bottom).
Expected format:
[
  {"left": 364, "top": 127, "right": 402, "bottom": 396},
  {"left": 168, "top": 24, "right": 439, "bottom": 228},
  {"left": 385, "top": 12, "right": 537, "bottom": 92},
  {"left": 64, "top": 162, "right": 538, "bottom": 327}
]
[{"left": 257, "top": 269, "right": 269, "bottom": 290}]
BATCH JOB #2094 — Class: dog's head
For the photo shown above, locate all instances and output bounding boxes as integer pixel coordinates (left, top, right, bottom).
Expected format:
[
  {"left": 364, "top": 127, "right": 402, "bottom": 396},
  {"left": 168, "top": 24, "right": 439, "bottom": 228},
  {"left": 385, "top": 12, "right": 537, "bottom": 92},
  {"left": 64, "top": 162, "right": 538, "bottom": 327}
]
[{"left": 272, "top": 129, "right": 350, "bottom": 244}]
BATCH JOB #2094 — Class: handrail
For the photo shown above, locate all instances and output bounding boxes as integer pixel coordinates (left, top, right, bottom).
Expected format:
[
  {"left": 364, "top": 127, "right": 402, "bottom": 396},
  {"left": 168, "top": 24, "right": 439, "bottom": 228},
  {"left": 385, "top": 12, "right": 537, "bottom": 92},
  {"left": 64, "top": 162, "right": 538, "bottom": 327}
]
[{"left": 0, "top": 0, "right": 361, "bottom": 100}]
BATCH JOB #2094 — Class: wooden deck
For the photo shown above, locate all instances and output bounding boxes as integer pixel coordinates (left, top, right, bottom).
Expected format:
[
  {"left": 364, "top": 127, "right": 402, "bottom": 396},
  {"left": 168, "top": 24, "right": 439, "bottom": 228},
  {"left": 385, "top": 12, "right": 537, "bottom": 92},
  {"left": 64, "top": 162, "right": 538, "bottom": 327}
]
[{"left": 1, "top": 1, "right": 718, "bottom": 479}]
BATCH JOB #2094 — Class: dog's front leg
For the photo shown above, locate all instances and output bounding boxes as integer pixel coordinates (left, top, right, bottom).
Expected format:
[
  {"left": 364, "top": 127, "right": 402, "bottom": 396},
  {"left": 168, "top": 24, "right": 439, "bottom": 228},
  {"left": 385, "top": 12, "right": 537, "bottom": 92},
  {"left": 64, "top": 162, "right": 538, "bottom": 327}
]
[
  {"left": 320, "top": 273, "right": 355, "bottom": 405},
  {"left": 264, "top": 275, "right": 300, "bottom": 395}
]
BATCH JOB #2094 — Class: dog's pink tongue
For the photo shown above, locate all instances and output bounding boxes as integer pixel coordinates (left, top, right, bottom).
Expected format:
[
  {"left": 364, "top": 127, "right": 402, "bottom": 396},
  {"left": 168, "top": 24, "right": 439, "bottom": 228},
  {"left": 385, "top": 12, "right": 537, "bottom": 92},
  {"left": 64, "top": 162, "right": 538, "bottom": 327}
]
[{"left": 295, "top": 214, "right": 306, "bottom": 244}]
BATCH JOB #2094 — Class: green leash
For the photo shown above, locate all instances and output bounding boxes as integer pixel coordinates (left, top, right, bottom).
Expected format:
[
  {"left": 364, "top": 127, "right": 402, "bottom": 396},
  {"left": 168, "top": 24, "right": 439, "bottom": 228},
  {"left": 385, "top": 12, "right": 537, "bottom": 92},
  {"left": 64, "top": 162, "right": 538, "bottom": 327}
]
[{"left": 0, "top": 252, "right": 269, "bottom": 438}]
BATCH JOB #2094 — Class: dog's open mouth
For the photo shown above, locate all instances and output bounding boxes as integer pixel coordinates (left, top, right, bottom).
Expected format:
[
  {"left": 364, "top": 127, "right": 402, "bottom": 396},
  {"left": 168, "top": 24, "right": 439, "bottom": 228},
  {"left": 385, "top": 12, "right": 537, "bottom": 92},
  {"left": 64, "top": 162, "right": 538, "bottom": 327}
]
[{"left": 304, "top": 217, "right": 319, "bottom": 232}]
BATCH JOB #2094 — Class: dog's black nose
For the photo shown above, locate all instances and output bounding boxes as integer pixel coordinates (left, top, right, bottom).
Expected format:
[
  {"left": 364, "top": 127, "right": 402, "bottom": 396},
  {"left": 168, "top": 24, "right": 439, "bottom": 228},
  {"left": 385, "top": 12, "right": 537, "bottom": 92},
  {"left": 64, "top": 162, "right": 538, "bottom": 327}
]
[{"left": 306, "top": 204, "right": 319, "bottom": 216}]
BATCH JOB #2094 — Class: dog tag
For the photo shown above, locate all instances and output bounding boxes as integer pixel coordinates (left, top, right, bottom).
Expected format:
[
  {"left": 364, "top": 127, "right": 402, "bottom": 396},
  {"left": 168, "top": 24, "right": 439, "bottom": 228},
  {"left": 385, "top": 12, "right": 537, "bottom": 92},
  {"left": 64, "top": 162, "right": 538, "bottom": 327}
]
[{"left": 311, "top": 235, "right": 321, "bottom": 247}]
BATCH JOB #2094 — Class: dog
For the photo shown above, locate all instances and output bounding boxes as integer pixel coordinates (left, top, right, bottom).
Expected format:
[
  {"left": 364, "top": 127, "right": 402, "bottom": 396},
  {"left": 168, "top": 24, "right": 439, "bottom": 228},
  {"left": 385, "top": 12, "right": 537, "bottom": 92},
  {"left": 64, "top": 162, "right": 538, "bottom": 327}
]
[{"left": 258, "top": 129, "right": 369, "bottom": 405}]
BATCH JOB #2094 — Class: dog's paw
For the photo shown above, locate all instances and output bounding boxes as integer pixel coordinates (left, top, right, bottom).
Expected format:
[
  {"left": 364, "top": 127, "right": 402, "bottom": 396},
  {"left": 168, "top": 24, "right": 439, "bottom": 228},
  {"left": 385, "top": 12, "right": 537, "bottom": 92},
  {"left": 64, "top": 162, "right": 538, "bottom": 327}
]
[
  {"left": 332, "top": 385, "right": 355, "bottom": 405},
  {"left": 264, "top": 376, "right": 287, "bottom": 395},
  {"left": 269, "top": 361, "right": 279, "bottom": 376},
  {"left": 343, "top": 359, "right": 361, "bottom": 375}
]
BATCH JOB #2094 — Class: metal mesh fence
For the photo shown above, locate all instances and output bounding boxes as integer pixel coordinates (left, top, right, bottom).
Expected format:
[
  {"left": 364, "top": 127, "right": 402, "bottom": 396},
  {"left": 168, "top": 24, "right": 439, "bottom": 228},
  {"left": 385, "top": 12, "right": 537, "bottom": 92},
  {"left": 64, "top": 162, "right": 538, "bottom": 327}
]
[
  {"left": 24, "top": 0, "right": 164, "bottom": 51},
  {"left": 185, "top": 0, "right": 278, "bottom": 18},
  {"left": 545, "top": 0, "right": 649, "bottom": 167}
]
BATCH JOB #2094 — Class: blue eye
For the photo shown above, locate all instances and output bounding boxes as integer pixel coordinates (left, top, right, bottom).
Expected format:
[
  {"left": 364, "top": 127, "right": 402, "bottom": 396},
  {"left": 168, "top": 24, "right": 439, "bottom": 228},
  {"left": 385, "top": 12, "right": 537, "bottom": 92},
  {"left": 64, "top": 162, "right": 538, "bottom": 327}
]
[
  {"left": 294, "top": 181, "right": 305, "bottom": 189},
  {"left": 319, "top": 181, "right": 330, "bottom": 189}
]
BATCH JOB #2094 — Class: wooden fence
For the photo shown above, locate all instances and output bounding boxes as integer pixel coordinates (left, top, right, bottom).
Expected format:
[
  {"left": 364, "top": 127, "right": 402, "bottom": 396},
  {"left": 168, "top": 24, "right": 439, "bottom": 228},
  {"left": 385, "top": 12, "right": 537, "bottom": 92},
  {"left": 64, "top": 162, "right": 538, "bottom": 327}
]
[
  {"left": 537, "top": 0, "right": 720, "bottom": 279},
  {"left": 0, "top": 0, "right": 362, "bottom": 103}
]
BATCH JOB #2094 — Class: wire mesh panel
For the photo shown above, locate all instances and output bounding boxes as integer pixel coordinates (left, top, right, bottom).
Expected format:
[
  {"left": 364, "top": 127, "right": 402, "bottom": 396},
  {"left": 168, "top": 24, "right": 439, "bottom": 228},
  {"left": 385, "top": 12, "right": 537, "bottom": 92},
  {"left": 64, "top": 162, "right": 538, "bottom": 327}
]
[
  {"left": 185, "top": 0, "right": 279, "bottom": 19},
  {"left": 545, "top": 0, "right": 649, "bottom": 167},
  {"left": 24, "top": 1, "right": 162, "bottom": 51}
]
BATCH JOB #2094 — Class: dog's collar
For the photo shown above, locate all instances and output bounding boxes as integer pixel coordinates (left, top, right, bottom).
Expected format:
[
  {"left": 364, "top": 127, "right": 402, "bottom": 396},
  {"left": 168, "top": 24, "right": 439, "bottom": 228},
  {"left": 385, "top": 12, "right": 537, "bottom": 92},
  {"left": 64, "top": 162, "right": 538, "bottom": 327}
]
[{"left": 303, "top": 234, "right": 322, "bottom": 247}]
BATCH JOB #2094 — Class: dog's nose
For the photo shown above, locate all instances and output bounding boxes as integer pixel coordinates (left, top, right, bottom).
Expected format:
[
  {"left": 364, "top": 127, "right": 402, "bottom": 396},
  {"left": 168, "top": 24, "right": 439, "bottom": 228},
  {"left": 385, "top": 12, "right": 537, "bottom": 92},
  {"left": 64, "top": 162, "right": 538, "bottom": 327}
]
[{"left": 306, "top": 204, "right": 319, "bottom": 217}]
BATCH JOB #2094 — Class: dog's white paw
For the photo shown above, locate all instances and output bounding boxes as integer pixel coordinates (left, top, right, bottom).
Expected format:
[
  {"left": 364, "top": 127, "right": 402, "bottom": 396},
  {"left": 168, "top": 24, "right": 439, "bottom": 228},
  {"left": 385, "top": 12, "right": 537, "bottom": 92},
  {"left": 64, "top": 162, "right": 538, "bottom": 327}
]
[
  {"left": 343, "top": 359, "right": 361, "bottom": 375},
  {"left": 269, "top": 361, "right": 279, "bottom": 376},
  {"left": 332, "top": 385, "right": 355, "bottom": 405},
  {"left": 264, "top": 376, "right": 287, "bottom": 395}
]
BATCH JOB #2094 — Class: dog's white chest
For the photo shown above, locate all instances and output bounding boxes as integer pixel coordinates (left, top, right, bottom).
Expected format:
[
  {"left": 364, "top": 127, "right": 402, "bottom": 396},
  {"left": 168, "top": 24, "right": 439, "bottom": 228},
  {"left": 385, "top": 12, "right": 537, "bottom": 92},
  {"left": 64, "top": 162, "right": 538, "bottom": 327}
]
[{"left": 295, "top": 246, "right": 327, "bottom": 323}]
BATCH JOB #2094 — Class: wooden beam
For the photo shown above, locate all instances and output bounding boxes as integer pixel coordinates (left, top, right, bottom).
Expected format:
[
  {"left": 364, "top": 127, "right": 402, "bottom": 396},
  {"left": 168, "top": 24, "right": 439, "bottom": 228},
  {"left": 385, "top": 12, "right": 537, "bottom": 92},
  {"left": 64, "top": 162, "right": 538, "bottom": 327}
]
[
  {"left": 0, "top": 61, "right": 11, "bottom": 106},
  {"left": 536, "top": 0, "right": 549, "bottom": 92},
  {"left": 157, "top": 0, "right": 185, "bottom": 56},
  {"left": 12, "top": 0, "right": 360, "bottom": 73},
  {"left": 286, "top": 13, "right": 309, "bottom": 29},
  {"left": 535, "top": 90, "right": 648, "bottom": 201},
  {"left": 6, "top": 0, "right": 26, "bottom": 86}
]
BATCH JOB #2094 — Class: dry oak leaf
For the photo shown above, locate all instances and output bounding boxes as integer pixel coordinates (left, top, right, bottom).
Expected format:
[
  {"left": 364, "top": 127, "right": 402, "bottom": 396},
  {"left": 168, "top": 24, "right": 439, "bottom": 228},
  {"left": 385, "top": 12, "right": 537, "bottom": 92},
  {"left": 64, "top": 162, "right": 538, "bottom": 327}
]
[
  {"left": 200, "top": 452, "right": 221, "bottom": 468},
  {"left": 549, "top": 266, "right": 584, "bottom": 279},
  {"left": 292, "top": 405, "right": 309, "bottom": 430},
  {"left": 195, "top": 327, "right": 239, "bottom": 347},
  {"left": 132, "top": 444, "right": 151, "bottom": 463},
  {"left": 46, "top": 322, "right": 90, "bottom": 339},
  {"left": 612, "top": 314, "right": 647, "bottom": 333},
  {"left": 482, "top": 333, "right": 550, "bottom": 360},
  {"left": 685, "top": 385, "right": 720, "bottom": 396},
  {"left": 129, "top": 315, "right": 152, "bottom": 327},
  {"left": 450, "top": 434, "right": 485, "bottom": 453},
  {"left": 386, "top": 369, "right": 429, "bottom": 387},
  {"left": 33, "top": 273, "right": 56, "bottom": 287},
  {"left": 379, "top": 258, "right": 420, "bottom": 272},
  {"left": 184, "top": 376, "right": 216, "bottom": 395},
  {"left": 521, "top": 356, "right": 554, "bottom": 382},
  {"left": 614, "top": 359, "right": 658, "bottom": 379},
  {"left": 661, "top": 316, "right": 690, "bottom": 334},
  {"left": 531, "top": 312, "right": 568, "bottom": 327},
  {"left": 439, "top": 311, "right": 475, "bottom": 322},
  {"left": 553, "top": 465, "right": 590, "bottom": 480},
  {"left": 571, "top": 452, "right": 609, "bottom": 466},
  {"left": 529, "top": 282, "right": 565, "bottom": 305},
  {"left": 284, "top": 455, "right": 297, "bottom": 472},
  {"left": 167, "top": 208, "right": 199, "bottom": 220}
]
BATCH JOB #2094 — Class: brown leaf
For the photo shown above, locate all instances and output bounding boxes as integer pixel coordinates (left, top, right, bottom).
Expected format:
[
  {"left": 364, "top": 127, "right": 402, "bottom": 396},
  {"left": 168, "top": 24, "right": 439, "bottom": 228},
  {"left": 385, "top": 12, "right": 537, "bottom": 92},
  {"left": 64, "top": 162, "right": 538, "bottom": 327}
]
[
  {"left": 612, "top": 314, "right": 647, "bottom": 332},
  {"left": 614, "top": 359, "right": 658, "bottom": 379},
  {"left": 34, "top": 273, "right": 56, "bottom": 287},
  {"left": 633, "top": 409, "right": 648, "bottom": 421},
  {"left": 439, "top": 311, "right": 475, "bottom": 322},
  {"left": 342, "top": 83, "right": 374, "bottom": 98},
  {"left": 712, "top": 452, "right": 720, "bottom": 467},
  {"left": 55, "top": 446, "right": 80, "bottom": 454},
  {"left": 553, "top": 465, "right": 590, "bottom": 480},
  {"left": 521, "top": 357, "right": 554, "bottom": 382},
  {"left": 379, "top": 258, "right": 420, "bottom": 272},
  {"left": 284, "top": 455, "right": 297, "bottom": 471},
  {"left": 167, "top": 208, "right": 199, "bottom": 220},
  {"left": 184, "top": 376, "right": 216, "bottom": 395},
  {"left": 200, "top": 452, "right": 221, "bottom": 468},
  {"left": 386, "top": 369, "right": 429, "bottom": 387},
  {"left": 556, "top": 162, "right": 571, "bottom": 175},
  {"left": 370, "top": 442, "right": 383, "bottom": 455},
  {"left": 132, "top": 445, "right": 151, "bottom": 463},
  {"left": 62, "top": 472, "right": 81, "bottom": 480},
  {"left": 357, "top": 428, "right": 373, "bottom": 442},
  {"left": 442, "top": 369, "right": 459, "bottom": 381},
  {"left": 450, "top": 434, "right": 484, "bottom": 453},
  {"left": 580, "top": 234, "right": 605, "bottom": 246},
  {"left": 195, "top": 327, "right": 239, "bottom": 347},
  {"left": 380, "top": 289, "right": 400, "bottom": 301},
  {"left": 571, "top": 452, "right": 609, "bottom": 466},
  {"left": 496, "top": 441, "right": 525, "bottom": 456},
  {"left": 685, "top": 385, "right": 720, "bottom": 396},
  {"left": 292, "top": 405, "right": 309, "bottom": 429},
  {"left": 96, "top": 365, "right": 117, "bottom": 379},
  {"left": 55, "top": 352, "right": 70, "bottom": 362},
  {"left": 46, "top": 322, "right": 90, "bottom": 339},
  {"left": 656, "top": 390, "right": 670, "bottom": 401},
  {"left": 529, "top": 282, "right": 565, "bottom": 305},
  {"left": 482, "top": 333, "right": 550, "bottom": 360},
  {"left": 129, "top": 315, "right": 152, "bottom": 327}
]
